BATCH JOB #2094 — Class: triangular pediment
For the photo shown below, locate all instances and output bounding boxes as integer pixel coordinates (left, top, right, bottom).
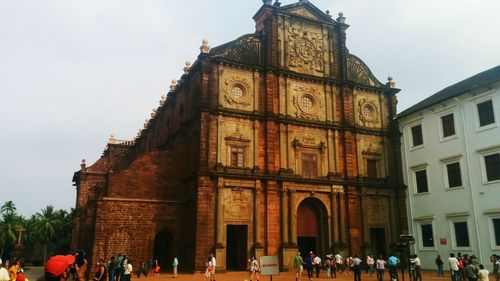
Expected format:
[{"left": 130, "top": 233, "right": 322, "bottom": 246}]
[{"left": 280, "top": 1, "right": 335, "bottom": 23}]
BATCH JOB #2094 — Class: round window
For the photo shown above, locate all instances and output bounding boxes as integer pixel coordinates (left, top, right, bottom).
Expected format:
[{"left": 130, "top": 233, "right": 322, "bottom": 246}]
[
  {"left": 301, "top": 96, "right": 314, "bottom": 110},
  {"left": 231, "top": 86, "right": 244, "bottom": 99},
  {"left": 362, "top": 104, "right": 375, "bottom": 121}
]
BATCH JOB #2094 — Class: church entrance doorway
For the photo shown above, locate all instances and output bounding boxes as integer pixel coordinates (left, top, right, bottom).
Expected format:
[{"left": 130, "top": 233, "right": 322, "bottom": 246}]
[
  {"left": 154, "top": 231, "right": 172, "bottom": 271},
  {"left": 370, "top": 227, "right": 386, "bottom": 257},
  {"left": 226, "top": 224, "right": 247, "bottom": 271},
  {"left": 297, "top": 198, "right": 327, "bottom": 258}
]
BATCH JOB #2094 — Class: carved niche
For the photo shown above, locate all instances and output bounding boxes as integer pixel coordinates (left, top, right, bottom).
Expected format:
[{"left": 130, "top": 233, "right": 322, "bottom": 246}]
[
  {"left": 291, "top": 82, "right": 323, "bottom": 120},
  {"left": 222, "top": 71, "right": 254, "bottom": 111},
  {"left": 223, "top": 188, "right": 252, "bottom": 221},
  {"left": 287, "top": 21, "right": 324, "bottom": 75}
]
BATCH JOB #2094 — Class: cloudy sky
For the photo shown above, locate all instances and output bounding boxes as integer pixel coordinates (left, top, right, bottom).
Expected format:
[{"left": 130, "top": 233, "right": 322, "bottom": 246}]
[{"left": 1, "top": 0, "right": 499, "bottom": 217}]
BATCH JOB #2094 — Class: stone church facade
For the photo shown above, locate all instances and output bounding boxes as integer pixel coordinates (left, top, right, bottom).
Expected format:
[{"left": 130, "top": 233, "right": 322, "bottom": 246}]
[{"left": 72, "top": 0, "right": 407, "bottom": 273}]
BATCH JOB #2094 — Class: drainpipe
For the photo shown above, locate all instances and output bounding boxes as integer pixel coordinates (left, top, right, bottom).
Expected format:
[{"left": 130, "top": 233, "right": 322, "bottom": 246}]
[{"left": 454, "top": 97, "right": 483, "bottom": 262}]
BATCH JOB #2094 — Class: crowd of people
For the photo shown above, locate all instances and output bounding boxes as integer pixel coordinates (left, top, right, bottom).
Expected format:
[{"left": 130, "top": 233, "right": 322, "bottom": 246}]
[{"left": 447, "top": 253, "right": 499, "bottom": 281}]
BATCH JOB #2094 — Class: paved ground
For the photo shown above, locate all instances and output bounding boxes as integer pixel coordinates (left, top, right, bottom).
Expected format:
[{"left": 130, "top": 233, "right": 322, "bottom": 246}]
[{"left": 24, "top": 267, "right": 454, "bottom": 281}]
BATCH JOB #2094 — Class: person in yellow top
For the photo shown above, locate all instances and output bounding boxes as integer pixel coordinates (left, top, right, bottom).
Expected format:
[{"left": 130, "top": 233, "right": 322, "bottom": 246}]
[{"left": 9, "top": 259, "right": 20, "bottom": 281}]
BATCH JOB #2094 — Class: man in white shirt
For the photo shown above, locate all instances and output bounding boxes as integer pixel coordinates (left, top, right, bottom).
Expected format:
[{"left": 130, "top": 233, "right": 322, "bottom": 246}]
[
  {"left": 449, "top": 253, "right": 459, "bottom": 281},
  {"left": 335, "top": 253, "right": 343, "bottom": 273},
  {"left": 313, "top": 254, "right": 322, "bottom": 278},
  {"left": 414, "top": 255, "right": 422, "bottom": 281},
  {"left": 210, "top": 253, "right": 216, "bottom": 281},
  {"left": 0, "top": 259, "right": 10, "bottom": 281}
]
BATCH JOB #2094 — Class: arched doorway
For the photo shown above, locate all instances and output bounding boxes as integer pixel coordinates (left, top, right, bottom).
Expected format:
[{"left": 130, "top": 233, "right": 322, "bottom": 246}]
[
  {"left": 297, "top": 198, "right": 328, "bottom": 258},
  {"left": 153, "top": 231, "right": 172, "bottom": 272}
]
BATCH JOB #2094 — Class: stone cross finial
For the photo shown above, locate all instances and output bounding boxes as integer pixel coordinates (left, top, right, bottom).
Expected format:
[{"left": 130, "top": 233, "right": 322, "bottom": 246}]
[
  {"left": 200, "top": 39, "right": 210, "bottom": 54},
  {"left": 386, "top": 76, "right": 396, "bottom": 88},
  {"left": 170, "top": 79, "right": 178, "bottom": 91},
  {"left": 160, "top": 95, "right": 166, "bottom": 105},
  {"left": 183, "top": 61, "right": 192, "bottom": 74},
  {"left": 108, "top": 134, "right": 116, "bottom": 144}
]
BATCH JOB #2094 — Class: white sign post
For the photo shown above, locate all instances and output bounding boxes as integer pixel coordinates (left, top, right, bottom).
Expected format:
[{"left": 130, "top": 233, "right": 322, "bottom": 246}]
[{"left": 259, "top": 255, "right": 279, "bottom": 280}]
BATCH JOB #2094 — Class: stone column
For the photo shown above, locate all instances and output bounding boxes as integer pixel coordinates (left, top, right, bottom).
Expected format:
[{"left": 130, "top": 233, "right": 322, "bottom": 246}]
[
  {"left": 281, "top": 188, "right": 289, "bottom": 245},
  {"left": 216, "top": 182, "right": 224, "bottom": 245},
  {"left": 360, "top": 190, "right": 369, "bottom": 245},
  {"left": 254, "top": 188, "right": 261, "bottom": 244},
  {"left": 289, "top": 189, "right": 297, "bottom": 245},
  {"left": 333, "top": 192, "right": 339, "bottom": 244},
  {"left": 339, "top": 192, "right": 346, "bottom": 243}
]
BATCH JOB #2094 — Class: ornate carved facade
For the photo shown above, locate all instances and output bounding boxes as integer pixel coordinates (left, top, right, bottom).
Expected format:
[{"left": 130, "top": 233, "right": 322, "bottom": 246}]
[{"left": 72, "top": 1, "right": 407, "bottom": 273}]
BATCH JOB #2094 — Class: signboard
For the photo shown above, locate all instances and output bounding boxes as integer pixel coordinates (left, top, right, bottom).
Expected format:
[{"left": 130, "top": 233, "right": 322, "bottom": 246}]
[
  {"left": 440, "top": 238, "right": 447, "bottom": 245},
  {"left": 259, "top": 255, "right": 280, "bottom": 276}
]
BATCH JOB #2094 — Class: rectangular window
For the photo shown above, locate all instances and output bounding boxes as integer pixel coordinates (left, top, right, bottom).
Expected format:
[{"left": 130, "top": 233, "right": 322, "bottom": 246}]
[
  {"left": 421, "top": 224, "right": 434, "bottom": 247},
  {"left": 454, "top": 222, "right": 470, "bottom": 247},
  {"left": 484, "top": 153, "right": 500, "bottom": 182},
  {"left": 367, "top": 159, "right": 377, "bottom": 179},
  {"left": 302, "top": 153, "right": 318, "bottom": 179},
  {"left": 446, "top": 162, "right": 462, "bottom": 188},
  {"left": 441, "top": 114, "right": 456, "bottom": 137},
  {"left": 415, "top": 170, "right": 428, "bottom": 193},
  {"left": 493, "top": 218, "right": 500, "bottom": 246},
  {"left": 478, "top": 100, "right": 495, "bottom": 127},
  {"left": 230, "top": 146, "right": 245, "bottom": 167},
  {"left": 411, "top": 124, "right": 423, "bottom": 147}
]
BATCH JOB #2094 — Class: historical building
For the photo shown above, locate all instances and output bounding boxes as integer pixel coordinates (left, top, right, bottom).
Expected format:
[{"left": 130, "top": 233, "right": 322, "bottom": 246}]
[
  {"left": 398, "top": 65, "right": 500, "bottom": 269},
  {"left": 72, "top": 0, "right": 407, "bottom": 273}
]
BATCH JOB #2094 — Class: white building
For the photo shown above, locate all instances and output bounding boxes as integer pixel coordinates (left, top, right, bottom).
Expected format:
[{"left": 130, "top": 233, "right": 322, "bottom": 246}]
[{"left": 398, "top": 65, "right": 500, "bottom": 269}]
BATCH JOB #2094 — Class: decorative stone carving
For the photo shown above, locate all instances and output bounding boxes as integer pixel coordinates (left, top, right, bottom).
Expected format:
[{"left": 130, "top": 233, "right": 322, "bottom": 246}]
[
  {"left": 291, "top": 83, "right": 323, "bottom": 120},
  {"left": 358, "top": 98, "right": 379, "bottom": 126},
  {"left": 200, "top": 39, "right": 210, "bottom": 54},
  {"left": 347, "top": 55, "right": 384, "bottom": 87},
  {"left": 225, "top": 127, "right": 250, "bottom": 143},
  {"left": 287, "top": 21, "right": 324, "bottom": 75},
  {"left": 289, "top": 7, "right": 317, "bottom": 20},
  {"left": 223, "top": 75, "right": 253, "bottom": 110},
  {"left": 210, "top": 35, "right": 261, "bottom": 65},
  {"left": 223, "top": 189, "right": 252, "bottom": 220}
]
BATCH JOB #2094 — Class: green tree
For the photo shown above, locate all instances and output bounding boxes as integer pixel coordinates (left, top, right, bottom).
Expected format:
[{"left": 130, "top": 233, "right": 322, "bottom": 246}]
[
  {"left": 0, "top": 201, "right": 23, "bottom": 258},
  {"left": 33, "top": 205, "right": 61, "bottom": 262}
]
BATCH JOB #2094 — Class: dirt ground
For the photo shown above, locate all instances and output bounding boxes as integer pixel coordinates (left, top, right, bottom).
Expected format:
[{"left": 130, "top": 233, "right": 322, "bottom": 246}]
[{"left": 23, "top": 267, "right": 465, "bottom": 281}]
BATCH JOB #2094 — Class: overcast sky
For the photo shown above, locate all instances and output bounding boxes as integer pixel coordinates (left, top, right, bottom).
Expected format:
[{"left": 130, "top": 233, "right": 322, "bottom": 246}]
[{"left": 1, "top": 0, "right": 499, "bottom": 217}]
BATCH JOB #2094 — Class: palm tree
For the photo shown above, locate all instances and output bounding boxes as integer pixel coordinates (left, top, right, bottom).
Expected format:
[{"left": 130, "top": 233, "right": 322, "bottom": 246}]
[
  {"left": 33, "top": 205, "right": 61, "bottom": 262},
  {"left": 0, "top": 201, "right": 22, "bottom": 258}
]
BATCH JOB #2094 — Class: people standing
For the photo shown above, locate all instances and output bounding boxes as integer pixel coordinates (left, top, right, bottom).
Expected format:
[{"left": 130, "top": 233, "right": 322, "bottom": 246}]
[
  {"left": 204, "top": 258, "right": 212, "bottom": 281},
  {"left": 209, "top": 253, "right": 216, "bottom": 281},
  {"left": 123, "top": 260, "right": 132, "bottom": 281},
  {"left": 94, "top": 259, "right": 107, "bottom": 281},
  {"left": 353, "top": 255, "right": 362, "bottom": 281},
  {"left": 0, "top": 259, "right": 9, "bottom": 281},
  {"left": 464, "top": 260, "right": 476, "bottom": 281},
  {"left": 172, "top": 257, "right": 178, "bottom": 278},
  {"left": 436, "top": 255, "right": 444, "bottom": 276},
  {"left": 388, "top": 254, "right": 399, "bottom": 281},
  {"left": 249, "top": 256, "right": 260, "bottom": 281},
  {"left": 367, "top": 255, "right": 375, "bottom": 278},
  {"left": 450, "top": 253, "right": 460, "bottom": 281},
  {"left": 8, "top": 259, "right": 20, "bottom": 281},
  {"left": 376, "top": 255, "right": 386, "bottom": 281},
  {"left": 115, "top": 254, "right": 124, "bottom": 281},
  {"left": 335, "top": 253, "right": 343, "bottom": 274},
  {"left": 478, "top": 264, "right": 489, "bottom": 281},
  {"left": 414, "top": 255, "right": 422, "bottom": 281},
  {"left": 325, "top": 255, "right": 335, "bottom": 278},
  {"left": 491, "top": 255, "right": 499, "bottom": 281},
  {"left": 304, "top": 252, "right": 314, "bottom": 281},
  {"left": 313, "top": 254, "right": 322, "bottom": 278},
  {"left": 108, "top": 256, "right": 116, "bottom": 281},
  {"left": 294, "top": 252, "right": 304, "bottom": 281}
]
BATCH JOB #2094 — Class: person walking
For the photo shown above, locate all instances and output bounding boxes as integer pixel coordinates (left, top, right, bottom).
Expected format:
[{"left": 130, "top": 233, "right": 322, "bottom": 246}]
[
  {"left": 294, "top": 252, "right": 304, "bottom": 281},
  {"left": 367, "top": 255, "right": 375, "bottom": 278},
  {"left": 436, "top": 255, "right": 444, "bottom": 276},
  {"left": 464, "top": 260, "right": 476, "bottom": 281},
  {"left": 304, "top": 252, "right": 314, "bottom": 281},
  {"left": 335, "top": 253, "right": 343, "bottom": 274},
  {"left": 414, "top": 255, "right": 422, "bottom": 281},
  {"left": 172, "top": 257, "right": 178, "bottom": 278},
  {"left": 376, "top": 255, "right": 386, "bottom": 281},
  {"left": 478, "top": 264, "right": 489, "bottom": 281},
  {"left": 249, "top": 256, "right": 260, "bottom": 281},
  {"left": 313, "top": 254, "right": 322, "bottom": 278},
  {"left": 450, "top": 253, "right": 460, "bottom": 281},
  {"left": 491, "top": 255, "right": 499, "bottom": 281},
  {"left": 209, "top": 253, "right": 216, "bottom": 281},
  {"left": 353, "top": 255, "right": 362, "bottom": 281},
  {"left": 388, "top": 254, "right": 399, "bottom": 281}
]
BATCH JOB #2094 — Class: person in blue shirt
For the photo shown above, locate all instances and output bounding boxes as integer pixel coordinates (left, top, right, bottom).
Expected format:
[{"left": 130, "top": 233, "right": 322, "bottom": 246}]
[{"left": 388, "top": 254, "right": 400, "bottom": 281}]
